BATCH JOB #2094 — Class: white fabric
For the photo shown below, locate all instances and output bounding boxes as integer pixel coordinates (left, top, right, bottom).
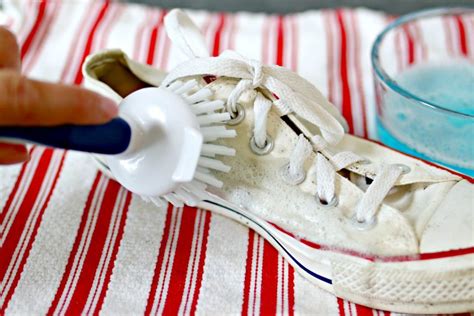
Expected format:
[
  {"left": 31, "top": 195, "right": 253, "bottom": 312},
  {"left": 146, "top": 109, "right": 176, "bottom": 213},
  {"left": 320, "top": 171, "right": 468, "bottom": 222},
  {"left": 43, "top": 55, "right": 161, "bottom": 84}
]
[{"left": 162, "top": 10, "right": 406, "bottom": 224}]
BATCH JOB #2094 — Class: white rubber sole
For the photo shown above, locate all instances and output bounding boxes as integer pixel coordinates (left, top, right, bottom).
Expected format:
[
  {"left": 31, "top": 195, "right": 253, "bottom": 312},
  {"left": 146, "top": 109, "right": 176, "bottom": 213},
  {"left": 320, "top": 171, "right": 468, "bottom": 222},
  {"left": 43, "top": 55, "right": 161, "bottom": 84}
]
[{"left": 200, "top": 196, "right": 474, "bottom": 314}]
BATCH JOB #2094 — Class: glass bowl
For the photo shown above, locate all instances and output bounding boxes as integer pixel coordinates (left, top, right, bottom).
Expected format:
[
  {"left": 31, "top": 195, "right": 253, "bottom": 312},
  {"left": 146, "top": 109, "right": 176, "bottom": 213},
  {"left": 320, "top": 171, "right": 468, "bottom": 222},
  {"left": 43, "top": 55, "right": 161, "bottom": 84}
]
[{"left": 371, "top": 8, "right": 474, "bottom": 176}]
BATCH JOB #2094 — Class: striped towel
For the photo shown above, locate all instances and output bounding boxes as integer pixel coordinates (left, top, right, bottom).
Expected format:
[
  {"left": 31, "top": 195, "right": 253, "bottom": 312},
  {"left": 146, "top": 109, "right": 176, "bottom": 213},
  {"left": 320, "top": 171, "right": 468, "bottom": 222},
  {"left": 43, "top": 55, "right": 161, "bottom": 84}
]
[{"left": 0, "top": 0, "right": 472, "bottom": 315}]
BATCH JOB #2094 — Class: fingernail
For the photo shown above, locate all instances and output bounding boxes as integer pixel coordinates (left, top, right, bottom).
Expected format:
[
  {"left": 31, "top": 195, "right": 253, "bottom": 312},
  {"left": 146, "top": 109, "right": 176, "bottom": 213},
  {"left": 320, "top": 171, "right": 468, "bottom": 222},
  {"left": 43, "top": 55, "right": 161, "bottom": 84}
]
[
  {"left": 13, "top": 145, "right": 29, "bottom": 160},
  {"left": 0, "top": 144, "right": 29, "bottom": 165},
  {"left": 99, "top": 98, "right": 119, "bottom": 118}
]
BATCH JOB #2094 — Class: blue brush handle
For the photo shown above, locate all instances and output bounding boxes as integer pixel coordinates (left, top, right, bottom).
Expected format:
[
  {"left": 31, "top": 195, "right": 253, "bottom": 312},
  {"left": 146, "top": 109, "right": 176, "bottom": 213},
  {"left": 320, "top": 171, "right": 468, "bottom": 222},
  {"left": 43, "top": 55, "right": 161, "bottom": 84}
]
[{"left": 0, "top": 118, "right": 132, "bottom": 155}]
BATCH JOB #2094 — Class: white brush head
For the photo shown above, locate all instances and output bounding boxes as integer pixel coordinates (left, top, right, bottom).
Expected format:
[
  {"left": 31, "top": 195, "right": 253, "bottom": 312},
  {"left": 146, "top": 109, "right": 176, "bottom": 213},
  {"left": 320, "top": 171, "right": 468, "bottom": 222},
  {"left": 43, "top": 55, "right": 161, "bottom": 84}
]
[{"left": 107, "top": 81, "right": 235, "bottom": 206}]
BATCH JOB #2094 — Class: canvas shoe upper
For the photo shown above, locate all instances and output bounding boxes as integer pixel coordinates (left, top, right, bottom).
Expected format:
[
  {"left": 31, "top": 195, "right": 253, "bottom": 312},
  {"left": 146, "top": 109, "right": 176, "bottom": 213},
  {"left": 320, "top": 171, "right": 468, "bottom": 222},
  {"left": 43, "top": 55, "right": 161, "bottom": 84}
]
[{"left": 82, "top": 10, "right": 474, "bottom": 313}]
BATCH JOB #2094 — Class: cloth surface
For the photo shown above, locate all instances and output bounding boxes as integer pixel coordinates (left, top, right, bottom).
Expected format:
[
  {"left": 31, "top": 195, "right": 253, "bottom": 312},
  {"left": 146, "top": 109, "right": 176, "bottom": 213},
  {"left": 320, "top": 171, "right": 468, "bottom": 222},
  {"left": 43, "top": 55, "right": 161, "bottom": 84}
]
[{"left": 0, "top": 0, "right": 472, "bottom": 315}]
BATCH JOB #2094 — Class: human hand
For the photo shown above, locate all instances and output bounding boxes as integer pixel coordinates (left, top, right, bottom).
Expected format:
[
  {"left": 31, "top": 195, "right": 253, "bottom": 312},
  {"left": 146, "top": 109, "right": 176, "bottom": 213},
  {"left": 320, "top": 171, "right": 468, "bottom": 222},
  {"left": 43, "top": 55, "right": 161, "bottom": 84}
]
[{"left": 0, "top": 27, "right": 118, "bottom": 164}]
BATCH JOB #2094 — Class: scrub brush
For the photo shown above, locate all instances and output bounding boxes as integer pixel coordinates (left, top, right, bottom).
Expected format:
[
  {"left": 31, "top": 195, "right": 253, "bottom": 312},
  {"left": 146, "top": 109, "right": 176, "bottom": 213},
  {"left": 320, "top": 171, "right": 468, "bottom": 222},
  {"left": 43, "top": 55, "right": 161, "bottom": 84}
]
[{"left": 0, "top": 80, "right": 236, "bottom": 207}]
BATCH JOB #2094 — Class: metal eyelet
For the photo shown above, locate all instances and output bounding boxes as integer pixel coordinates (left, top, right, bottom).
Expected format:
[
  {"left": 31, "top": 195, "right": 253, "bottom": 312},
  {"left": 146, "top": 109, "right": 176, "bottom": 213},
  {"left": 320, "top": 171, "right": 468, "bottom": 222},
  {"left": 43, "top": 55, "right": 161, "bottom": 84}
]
[
  {"left": 249, "top": 135, "right": 274, "bottom": 155},
  {"left": 350, "top": 214, "right": 377, "bottom": 231},
  {"left": 279, "top": 162, "right": 306, "bottom": 185},
  {"left": 315, "top": 194, "right": 338, "bottom": 208},
  {"left": 226, "top": 103, "right": 245, "bottom": 126},
  {"left": 393, "top": 163, "right": 411, "bottom": 174}
]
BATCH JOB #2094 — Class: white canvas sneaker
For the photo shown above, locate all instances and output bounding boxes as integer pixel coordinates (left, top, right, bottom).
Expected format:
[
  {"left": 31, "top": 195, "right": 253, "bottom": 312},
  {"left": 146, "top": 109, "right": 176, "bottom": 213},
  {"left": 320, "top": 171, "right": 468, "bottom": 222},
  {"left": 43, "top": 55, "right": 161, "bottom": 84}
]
[{"left": 82, "top": 10, "right": 474, "bottom": 314}]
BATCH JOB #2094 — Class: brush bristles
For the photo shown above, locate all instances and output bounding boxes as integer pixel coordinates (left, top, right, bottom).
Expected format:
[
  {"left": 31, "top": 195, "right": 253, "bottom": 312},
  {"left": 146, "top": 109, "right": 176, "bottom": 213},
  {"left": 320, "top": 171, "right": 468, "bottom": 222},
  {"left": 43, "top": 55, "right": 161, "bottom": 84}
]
[
  {"left": 191, "top": 100, "right": 225, "bottom": 115},
  {"left": 185, "top": 88, "right": 213, "bottom": 104},
  {"left": 198, "top": 157, "right": 231, "bottom": 172},
  {"left": 201, "top": 144, "right": 236, "bottom": 157},
  {"left": 197, "top": 113, "right": 231, "bottom": 126},
  {"left": 143, "top": 79, "right": 236, "bottom": 207},
  {"left": 202, "top": 126, "right": 237, "bottom": 141},
  {"left": 194, "top": 170, "right": 224, "bottom": 188}
]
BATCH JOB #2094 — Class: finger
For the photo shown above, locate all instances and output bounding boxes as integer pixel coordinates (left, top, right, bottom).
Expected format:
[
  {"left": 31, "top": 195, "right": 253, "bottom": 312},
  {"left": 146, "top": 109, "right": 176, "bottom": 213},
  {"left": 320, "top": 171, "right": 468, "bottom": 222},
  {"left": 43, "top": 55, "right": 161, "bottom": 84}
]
[
  {"left": 0, "top": 71, "right": 118, "bottom": 126},
  {"left": 0, "top": 27, "right": 21, "bottom": 71},
  {"left": 0, "top": 142, "right": 29, "bottom": 164}
]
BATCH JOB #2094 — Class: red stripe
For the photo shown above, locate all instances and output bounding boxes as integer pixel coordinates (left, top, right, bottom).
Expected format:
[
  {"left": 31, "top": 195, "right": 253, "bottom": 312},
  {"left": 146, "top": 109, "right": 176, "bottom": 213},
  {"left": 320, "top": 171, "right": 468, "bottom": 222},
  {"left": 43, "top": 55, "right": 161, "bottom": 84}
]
[
  {"left": 335, "top": 10, "right": 354, "bottom": 134},
  {"left": 337, "top": 298, "right": 345, "bottom": 316},
  {"left": 189, "top": 211, "right": 211, "bottom": 314},
  {"left": 402, "top": 24, "right": 415, "bottom": 66},
  {"left": 48, "top": 173, "right": 101, "bottom": 315},
  {"left": 63, "top": 179, "right": 122, "bottom": 314},
  {"left": 287, "top": 264, "right": 294, "bottom": 316},
  {"left": 161, "top": 207, "right": 203, "bottom": 314},
  {"left": 242, "top": 232, "right": 294, "bottom": 315},
  {"left": 134, "top": 9, "right": 170, "bottom": 77},
  {"left": 20, "top": 0, "right": 47, "bottom": 60},
  {"left": 212, "top": 14, "right": 226, "bottom": 57},
  {"left": 355, "top": 302, "right": 378, "bottom": 316},
  {"left": 72, "top": 1, "right": 110, "bottom": 85},
  {"left": 58, "top": 0, "right": 98, "bottom": 83},
  {"left": 276, "top": 15, "right": 284, "bottom": 66},
  {"left": 455, "top": 16, "right": 468, "bottom": 56},
  {"left": 145, "top": 207, "right": 211, "bottom": 314},
  {"left": 241, "top": 230, "right": 255, "bottom": 316},
  {"left": 48, "top": 176, "right": 130, "bottom": 314},
  {"left": 144, "top": 204, "right": 174, "bottom": 315},
  {"left": 0, "top": 149, "right": 52, "bottom": 271},
  {"left": 92, "top": 190, "right": 132, "bottom": 314},
  {"left": 0, "top": 149, "right": 66, "bottom": 312},
  {"left": 259, "top": 240, "right": 279, "bottom": 315},
  {"left": 95, "top": 5, "right": 124, "bottom": 57},
  {"left": 418, "top": 246, "right": 474, "bottom": 260},
  {"left": 158, "top": 207, "right": 197, "bottom": 313},
  {"left": 0, "top": 147, "right": 34, "bottom": 225},
  {"left": 146, "top": 10, "right": 166, "bottom": 66},
  {"left": 22, "top": 1, "right": 61, "bottom": 74}
]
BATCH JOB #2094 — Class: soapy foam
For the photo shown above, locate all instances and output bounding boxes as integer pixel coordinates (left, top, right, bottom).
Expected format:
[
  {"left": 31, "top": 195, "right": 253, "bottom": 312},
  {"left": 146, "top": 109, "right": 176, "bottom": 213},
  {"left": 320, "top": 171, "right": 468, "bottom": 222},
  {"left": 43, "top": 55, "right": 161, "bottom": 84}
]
[
  {"left": 381, "top": 60, "right": 474, "bottom": 170},
  {"left": 210, "top": 91, "right": 417, "bottom": 256}
]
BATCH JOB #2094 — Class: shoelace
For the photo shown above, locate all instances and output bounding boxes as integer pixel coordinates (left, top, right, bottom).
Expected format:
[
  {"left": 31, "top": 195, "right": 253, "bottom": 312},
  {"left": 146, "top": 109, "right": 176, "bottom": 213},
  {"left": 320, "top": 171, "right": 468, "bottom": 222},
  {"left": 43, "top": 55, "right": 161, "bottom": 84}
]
[{"left": 163, "top": 53, "right": 404, "bottom": 228}]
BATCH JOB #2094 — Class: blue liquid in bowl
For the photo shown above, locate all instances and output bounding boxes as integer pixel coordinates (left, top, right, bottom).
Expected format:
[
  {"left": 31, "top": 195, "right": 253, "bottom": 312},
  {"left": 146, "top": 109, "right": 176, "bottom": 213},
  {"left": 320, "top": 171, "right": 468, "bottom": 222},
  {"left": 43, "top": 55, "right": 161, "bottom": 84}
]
[{"left": 377, "top": 60, "right": 474, "bottom": 176}]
